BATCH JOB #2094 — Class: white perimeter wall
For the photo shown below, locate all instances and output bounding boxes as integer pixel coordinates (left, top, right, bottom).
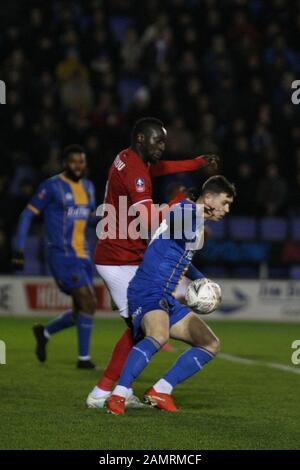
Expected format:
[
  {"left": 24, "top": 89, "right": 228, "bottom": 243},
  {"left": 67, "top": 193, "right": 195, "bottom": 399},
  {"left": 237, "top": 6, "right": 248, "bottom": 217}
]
[{"left": 0, "top": 276, "right": 300, "bottom": 322}]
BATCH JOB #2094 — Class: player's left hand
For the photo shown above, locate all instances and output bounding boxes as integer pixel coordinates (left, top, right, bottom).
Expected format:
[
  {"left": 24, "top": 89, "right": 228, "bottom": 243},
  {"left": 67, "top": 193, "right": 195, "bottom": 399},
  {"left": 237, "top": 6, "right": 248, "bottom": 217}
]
[
  {"left": 197, "top": 154, "right": 220, "bottom": 170},
  {"left": 12, "top": 250, "right": 25, "bottom": 271}
]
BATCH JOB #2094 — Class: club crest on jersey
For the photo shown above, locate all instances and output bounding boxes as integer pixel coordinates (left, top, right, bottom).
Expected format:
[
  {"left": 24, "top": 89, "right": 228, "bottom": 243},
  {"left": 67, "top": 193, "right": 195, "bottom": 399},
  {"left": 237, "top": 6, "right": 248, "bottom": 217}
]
[
  {"left": 135, "top": 177, "right": 145, "bottom": 193},
  {"left": 65, "top": 193, "right": 73, "bottom": 201},
  {"left": 38, "top": 189, "right": 46, "bottom": 200}
]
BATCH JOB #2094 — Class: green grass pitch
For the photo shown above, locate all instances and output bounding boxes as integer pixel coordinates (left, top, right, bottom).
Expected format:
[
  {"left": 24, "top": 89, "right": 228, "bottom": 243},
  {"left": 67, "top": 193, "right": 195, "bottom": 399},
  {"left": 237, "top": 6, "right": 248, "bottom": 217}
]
[{"left": 0, "top": 316, "right": 300, "bottom": 450}]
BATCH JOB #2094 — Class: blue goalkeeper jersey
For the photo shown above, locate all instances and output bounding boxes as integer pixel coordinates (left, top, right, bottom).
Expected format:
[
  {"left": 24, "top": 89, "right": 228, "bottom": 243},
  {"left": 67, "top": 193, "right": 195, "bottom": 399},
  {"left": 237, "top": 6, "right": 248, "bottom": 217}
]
[
  {"left": 128, "top": 199, "right": 204, "bottom": 299},
  {"left": 15, "top": 174, "right": 96, "bottom": 259}
]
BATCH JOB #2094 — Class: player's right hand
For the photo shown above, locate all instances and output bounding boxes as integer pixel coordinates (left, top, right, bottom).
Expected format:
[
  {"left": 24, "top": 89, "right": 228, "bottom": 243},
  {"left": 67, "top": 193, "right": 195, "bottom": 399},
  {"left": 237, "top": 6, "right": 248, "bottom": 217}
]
[
  {"left": 204, "top": 204, "right": 215, "bottom": 217},
  {"left": 12, "top": 250, "right": 25, "bottom": 271},
  {"left": 201, "top": 154, "right": 220, "bottom": 170}
]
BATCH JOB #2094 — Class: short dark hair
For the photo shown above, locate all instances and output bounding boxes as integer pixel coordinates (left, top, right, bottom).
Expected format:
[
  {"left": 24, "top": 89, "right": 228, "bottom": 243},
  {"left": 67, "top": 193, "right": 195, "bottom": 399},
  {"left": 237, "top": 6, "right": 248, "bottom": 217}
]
[
  {"left": 185, "top": 187, "right": 201, "bottom": 202},
  {"left": 202, "top": 175, "right": 236, "bottom": 198},
  {"left": 131, "top": 117, "right": 164, "bottom": 143},
  {"left": 62, "top": 144, "right": 85, "bottom": 161}
]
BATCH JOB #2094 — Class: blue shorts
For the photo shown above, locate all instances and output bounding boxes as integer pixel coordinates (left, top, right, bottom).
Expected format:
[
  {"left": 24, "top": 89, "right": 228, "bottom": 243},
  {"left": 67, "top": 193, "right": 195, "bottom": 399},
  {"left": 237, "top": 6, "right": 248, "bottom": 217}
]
[
  {"left": 128, "top": 289, "right": 191, "bottom": 341},
  {"left": 47, "top": 253, "right": 94, "bottom": 295}
]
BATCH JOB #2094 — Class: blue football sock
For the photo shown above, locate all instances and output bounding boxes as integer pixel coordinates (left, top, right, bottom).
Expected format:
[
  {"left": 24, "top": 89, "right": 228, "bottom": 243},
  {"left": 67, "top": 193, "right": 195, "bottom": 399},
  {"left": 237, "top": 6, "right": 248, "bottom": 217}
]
[
  {"left": 45, "top": 310, "right": 75, "bottom": 336},
  {"left": 163, "top": 347, "right": 215, "bottom": 387},
  {"left": 77, "top": 313, "right": 94, "bottom": 359},
  {"left": 118, "top": 336, "right": 161, "bottom": 388}
]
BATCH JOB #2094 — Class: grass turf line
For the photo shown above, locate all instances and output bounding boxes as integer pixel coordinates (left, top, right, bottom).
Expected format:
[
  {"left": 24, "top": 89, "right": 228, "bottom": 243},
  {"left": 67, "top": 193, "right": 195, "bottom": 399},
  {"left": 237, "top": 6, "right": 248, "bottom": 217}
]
[{"left": 0, "top": 317, "right": 300, "bottom": 450}]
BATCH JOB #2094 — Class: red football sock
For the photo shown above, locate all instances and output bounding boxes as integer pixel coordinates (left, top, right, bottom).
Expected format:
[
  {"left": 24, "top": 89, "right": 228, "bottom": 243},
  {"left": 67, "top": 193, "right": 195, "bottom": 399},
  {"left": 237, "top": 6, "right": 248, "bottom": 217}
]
[{"left": 97, "top": 328, "right": 133, "bottom": 391}]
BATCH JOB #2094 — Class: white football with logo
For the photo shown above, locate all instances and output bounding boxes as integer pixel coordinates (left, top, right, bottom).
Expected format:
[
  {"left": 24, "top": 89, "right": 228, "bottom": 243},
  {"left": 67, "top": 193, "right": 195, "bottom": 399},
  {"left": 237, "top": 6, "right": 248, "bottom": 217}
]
[{"left": 185, "top": 278, "right": 222, "bottom": 315}]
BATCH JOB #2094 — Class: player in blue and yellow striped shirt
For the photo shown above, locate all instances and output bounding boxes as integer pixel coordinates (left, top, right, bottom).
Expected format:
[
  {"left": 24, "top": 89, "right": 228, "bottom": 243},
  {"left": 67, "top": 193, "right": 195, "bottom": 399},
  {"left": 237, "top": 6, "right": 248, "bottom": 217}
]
[{"left": 13, "top": 145, "right": 98, "bottom": 369}]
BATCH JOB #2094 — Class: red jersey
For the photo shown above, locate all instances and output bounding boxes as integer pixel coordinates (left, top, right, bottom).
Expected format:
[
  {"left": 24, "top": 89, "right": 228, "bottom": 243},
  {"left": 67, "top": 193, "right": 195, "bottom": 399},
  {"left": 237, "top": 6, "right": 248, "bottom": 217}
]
[
  {"left": 94, "top": 148, "right": 208, "bottom": 265},
  {"left": 94, "top": 148, "right": 152, "bottom": 265}
]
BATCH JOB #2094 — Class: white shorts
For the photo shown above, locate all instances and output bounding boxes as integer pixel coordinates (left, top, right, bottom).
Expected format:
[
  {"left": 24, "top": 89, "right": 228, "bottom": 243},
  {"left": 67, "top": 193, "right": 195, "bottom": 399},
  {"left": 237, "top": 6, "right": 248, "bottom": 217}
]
[{"left": 95, "top": 265, "right": 139, "bottom": 318}]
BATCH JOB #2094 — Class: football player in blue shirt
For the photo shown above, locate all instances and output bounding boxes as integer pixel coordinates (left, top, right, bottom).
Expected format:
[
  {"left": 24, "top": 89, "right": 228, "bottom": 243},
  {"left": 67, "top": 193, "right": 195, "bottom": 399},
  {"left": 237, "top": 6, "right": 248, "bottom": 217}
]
[
  {"left": 12, "top": 145, "right": 98, "bottom": 369},
  {"left": 106, "top": 175, "right": 236, "bottom": 413}
]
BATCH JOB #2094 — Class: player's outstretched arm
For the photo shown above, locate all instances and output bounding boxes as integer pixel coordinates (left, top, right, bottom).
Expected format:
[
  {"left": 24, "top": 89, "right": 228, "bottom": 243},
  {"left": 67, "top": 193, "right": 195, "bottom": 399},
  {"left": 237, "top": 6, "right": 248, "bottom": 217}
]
[{"left": 149, "top": 154, "right": 220, "bottom": 177}]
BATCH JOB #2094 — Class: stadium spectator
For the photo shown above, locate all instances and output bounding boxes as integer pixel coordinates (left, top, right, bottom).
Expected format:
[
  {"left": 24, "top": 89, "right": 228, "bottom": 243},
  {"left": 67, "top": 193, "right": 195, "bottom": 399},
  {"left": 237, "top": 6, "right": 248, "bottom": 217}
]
[
  {"left": 1, "top": 0, "right": 300, "bottom": 275},
  {"left": 257, "top": 164, "right": 288, "bottom": 216}
]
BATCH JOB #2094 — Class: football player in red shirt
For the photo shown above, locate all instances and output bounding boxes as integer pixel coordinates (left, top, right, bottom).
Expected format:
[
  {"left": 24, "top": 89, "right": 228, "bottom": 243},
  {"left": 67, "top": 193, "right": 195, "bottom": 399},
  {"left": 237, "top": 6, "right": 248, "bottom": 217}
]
[{"left": 87, "top": 117, "right": 219, "bottom": 408}]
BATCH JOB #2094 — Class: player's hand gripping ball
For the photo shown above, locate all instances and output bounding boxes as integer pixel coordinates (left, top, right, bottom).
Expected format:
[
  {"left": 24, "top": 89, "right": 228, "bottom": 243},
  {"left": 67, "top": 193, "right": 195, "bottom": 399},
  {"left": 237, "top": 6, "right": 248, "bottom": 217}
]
[{"left": 185, "top": 278, "right": 222, "bottom": 314}]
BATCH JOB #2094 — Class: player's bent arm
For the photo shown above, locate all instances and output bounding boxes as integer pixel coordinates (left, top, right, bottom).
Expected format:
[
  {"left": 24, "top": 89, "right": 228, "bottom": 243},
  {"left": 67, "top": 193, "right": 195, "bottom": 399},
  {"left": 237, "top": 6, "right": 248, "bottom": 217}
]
[
  {"left": 13, "top": 206, "right": 38, "bottom": 252},
  {"left": 185, "top": 263, "right": 205, "bottom": 281},
  {"left": 13, "top": 179, "right": 52, "bottom": 262},
  {"left": 12, "top": 206, "right": 38, "bottom": 270}
]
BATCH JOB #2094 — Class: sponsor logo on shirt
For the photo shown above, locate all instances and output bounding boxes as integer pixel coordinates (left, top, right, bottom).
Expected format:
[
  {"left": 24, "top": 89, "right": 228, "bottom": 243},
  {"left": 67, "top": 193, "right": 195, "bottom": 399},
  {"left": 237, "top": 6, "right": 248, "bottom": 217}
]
[
  {"left": 135, "top": 177, "right": 145, "bottom": 193},
  {"left": 67, "top": 207, "right": 90, "bottom": 218}
]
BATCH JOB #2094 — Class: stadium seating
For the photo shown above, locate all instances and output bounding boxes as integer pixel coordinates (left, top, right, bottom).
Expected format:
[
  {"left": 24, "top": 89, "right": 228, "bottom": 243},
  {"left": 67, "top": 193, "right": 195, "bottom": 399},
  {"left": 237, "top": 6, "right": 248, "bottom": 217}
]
[
  {"left": 206, "top": 219, "right": 226, "bottom": 240},
  {"left": 290, "top": 265, "right": 300, "bottom": 279},
  {"left": 17, "top": 216, "right": 300, "bottom": 279},
  {"left": 260, "top": 217, "right": 288, "bottom": 241},
  {"left": 291, "top": 217, "right": 300, "bottom": 241},
  {"left": 228, "top": 217, "right": 257, "bottom": 240}
]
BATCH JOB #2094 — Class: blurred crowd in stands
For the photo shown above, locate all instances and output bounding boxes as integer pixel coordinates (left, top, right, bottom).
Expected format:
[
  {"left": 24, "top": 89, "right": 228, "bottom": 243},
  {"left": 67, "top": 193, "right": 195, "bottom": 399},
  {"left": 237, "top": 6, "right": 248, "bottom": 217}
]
[{"left": 1, "top": 0, "right": 300, "bottom": 274}]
